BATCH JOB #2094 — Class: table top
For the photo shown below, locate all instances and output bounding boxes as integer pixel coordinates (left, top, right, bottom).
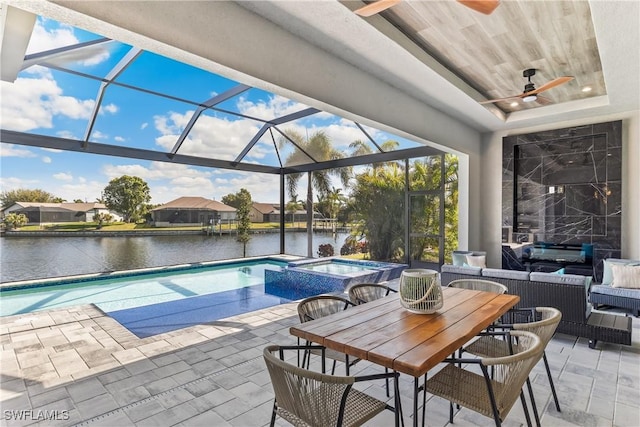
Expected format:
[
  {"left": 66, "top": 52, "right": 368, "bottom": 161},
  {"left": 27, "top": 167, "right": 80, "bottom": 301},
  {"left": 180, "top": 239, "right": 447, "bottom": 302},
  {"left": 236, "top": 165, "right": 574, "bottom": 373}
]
[{"left": 290, "top": 287, "right": 519, "bottom": 377}]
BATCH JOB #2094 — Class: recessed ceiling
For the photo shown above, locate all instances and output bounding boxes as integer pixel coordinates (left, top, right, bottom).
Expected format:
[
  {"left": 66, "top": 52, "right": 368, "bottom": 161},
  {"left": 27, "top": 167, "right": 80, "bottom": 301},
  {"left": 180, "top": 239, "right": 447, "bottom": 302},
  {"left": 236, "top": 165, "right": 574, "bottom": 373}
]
[{"left": 362, "top": 0, "right": 605, "bottom": 114}]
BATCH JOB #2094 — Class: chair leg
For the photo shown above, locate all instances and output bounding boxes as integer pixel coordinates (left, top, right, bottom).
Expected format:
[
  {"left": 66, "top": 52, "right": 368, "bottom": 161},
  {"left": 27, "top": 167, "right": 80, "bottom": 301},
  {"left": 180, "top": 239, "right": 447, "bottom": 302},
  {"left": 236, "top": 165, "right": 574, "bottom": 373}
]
[
  {"left": 525, "top": 377, "right": 541, "bottom": 427},
  {"left": 543, "top": 352, "right": 561, "bottom": 412},
  {"left": 519, "top": 390, "right": 532, "bottom": 427},
  {"left": 385, "top": 367, "right": 390, "bottom": 397},
  {"left": 270, "top": 401, "right": 277, "bottom": 427}
]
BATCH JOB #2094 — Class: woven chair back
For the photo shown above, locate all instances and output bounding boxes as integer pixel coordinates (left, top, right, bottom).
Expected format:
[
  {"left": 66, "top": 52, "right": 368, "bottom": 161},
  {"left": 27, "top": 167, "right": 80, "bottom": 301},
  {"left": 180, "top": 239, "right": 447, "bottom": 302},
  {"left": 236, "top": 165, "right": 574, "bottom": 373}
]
[
  {"left": 513, "top": 307, "right": 562, "bottom": 347},
  {"left": 348, "top": 283, "right": 393, "bottom": 304},
  {"left": 297, "top": 295, "right": 352, "bottom": 323},
  {"left": 448, "top": 278, "right": 508, "bottom": 294},
  {"left": 263, "top": 345, "right": 354, "bottom": 426}
]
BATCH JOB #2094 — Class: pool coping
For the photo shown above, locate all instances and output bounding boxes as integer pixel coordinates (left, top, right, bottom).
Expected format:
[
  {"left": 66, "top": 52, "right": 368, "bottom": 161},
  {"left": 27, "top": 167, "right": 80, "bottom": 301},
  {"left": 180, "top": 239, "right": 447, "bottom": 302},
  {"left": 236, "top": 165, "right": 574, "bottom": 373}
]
[{"left": 0, "top": 254, "right": 304, "bottom": 292}]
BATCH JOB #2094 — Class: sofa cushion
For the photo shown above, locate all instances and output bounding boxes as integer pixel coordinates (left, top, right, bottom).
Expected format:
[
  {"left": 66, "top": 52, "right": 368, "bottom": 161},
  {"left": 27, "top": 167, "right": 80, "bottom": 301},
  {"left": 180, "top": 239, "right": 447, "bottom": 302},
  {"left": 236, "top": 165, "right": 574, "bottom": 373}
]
[
  {"left": 602, "top": 259, "right": 640, "bottom": 285},
  {"left": 591, "top": 284, "right": 640, "bottom": 299},
  {"left": 482, "top": 268, "right": 530, "bottom": 280},
  {"left": 441, "top": 264, "right": 482, "bottom": 276},
  {"left": 530, "top": 272, "right": 590, "bottom": 287},
  {"left": 610, "top": 264, "right": 640, "bottom": 289}
]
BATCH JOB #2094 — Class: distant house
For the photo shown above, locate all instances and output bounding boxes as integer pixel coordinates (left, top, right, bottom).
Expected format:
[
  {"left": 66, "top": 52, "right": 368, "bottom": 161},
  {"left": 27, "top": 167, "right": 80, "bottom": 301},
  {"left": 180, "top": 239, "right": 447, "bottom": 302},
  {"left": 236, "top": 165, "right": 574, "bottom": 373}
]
[
  {"left": 250, "top": 203, "right": 280, "bottom": 223},
  {"left": 2, "top": 202, "right": 123, "bottom": 224},
  {"left": 151, "top": 197, "right": 236, "bottom": 227}
]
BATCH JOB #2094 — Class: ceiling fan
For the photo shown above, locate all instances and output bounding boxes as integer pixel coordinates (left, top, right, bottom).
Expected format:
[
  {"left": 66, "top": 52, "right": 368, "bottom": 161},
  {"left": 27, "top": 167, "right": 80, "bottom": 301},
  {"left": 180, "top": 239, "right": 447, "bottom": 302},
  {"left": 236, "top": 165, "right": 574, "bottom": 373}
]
[
  {"left": 479, "top": 69, "right": 574, "bottom": 105},
  {"left": 354, "top": 0, "right": 501, "bottom": 17}
]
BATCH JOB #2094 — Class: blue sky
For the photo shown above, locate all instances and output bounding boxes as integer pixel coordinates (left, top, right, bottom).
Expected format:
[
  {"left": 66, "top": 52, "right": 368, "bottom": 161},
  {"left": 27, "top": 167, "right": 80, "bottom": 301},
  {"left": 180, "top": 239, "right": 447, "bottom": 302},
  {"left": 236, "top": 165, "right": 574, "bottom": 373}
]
[{"left": 1, "top": 17, "right": 422, "bottom": 205}]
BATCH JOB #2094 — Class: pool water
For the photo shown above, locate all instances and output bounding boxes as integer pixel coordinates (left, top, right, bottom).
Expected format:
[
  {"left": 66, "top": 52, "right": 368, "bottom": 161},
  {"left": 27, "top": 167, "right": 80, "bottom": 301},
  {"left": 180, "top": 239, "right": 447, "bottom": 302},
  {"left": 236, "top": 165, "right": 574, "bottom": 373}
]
[
  {"left": 298, "top": 262, "right": 375, "bottom": 275},
  {"left": 0, "top": 259, "right": 304, "bottom": 337}
]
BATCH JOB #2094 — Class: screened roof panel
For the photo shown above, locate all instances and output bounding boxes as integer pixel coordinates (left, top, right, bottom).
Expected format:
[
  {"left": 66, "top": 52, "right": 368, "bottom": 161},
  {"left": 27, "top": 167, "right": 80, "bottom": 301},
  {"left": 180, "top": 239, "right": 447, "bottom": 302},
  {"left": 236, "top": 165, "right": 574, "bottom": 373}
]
[
  {"left": 2, "top": 14, "right": 444, "bottom": 180},
  {"left": 114, "top": 51, "right": 239, "bottom": 102},
  {"left": 214, "top": 87, "right": 312, "bottom": 122},
  {"left": 242, "top": 130, "right": 285, "bottom": 167},
  {"left": 87, "top": 84, "right": 195, "bottom": 151},
  {"left": 32, "top": 40, "right": 132, "bottom": 80},
  {"left": 175, "top": 110, "right": 264, "bottom": 160}
]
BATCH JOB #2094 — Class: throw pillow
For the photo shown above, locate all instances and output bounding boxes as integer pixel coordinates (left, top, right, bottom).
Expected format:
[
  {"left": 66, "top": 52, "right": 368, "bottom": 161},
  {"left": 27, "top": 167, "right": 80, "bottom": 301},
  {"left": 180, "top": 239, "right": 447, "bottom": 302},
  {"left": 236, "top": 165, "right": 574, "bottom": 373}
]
[
  {"left": 452, "top": 251, "right": 471, "bottom": 266},
  {"left": 554, "top": 268, "right": 565, "bottom": 275},
  {"left": 602, "top": 259, "right": 640, "bottom": 285},
  {"left": 610, "top": 264, "right": 640, "bottom": 289},
  {"left": 466, "top": 254, "right": 486, "bottom": 268}
]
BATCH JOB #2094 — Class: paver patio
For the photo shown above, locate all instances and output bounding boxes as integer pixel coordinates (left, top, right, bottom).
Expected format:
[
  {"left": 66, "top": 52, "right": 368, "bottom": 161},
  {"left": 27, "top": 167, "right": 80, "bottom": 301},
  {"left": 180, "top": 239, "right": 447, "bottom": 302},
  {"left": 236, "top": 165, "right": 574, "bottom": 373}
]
[{"left": 1, "top": 299, "right": 639, "bottom": 426}]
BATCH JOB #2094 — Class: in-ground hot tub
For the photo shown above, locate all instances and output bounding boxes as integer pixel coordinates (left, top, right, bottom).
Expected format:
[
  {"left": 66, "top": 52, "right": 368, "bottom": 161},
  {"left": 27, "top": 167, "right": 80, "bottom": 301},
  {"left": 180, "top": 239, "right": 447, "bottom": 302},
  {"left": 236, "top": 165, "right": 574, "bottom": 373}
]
[{"left": 264, "top": 257, "right": 406, "bottom": 298}]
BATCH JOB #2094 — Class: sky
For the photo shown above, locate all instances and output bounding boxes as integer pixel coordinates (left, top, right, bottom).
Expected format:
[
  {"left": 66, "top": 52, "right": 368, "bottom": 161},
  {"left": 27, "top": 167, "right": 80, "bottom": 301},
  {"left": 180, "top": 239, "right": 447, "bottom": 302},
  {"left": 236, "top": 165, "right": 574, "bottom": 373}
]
[{"left": 0, "top": 16, "right": 423, "bottom": 206}]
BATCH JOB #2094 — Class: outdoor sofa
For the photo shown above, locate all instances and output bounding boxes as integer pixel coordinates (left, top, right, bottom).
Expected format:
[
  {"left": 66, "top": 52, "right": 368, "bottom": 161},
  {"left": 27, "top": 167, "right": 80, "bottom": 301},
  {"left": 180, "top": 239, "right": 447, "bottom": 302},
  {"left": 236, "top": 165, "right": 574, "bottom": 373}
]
[
  {"left": 589, "top": 258, "right": 640, "bottom": 317},
  {"left": 440, "top": 264, "right": 632, "bottom": 349}
]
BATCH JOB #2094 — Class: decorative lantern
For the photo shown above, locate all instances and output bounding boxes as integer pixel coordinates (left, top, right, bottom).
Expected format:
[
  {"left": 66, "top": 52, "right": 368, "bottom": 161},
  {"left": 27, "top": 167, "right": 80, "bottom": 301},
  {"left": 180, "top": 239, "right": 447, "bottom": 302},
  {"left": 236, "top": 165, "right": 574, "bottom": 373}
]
[{"left": 398, "top": 269, "right": 443, "bottom": 314}]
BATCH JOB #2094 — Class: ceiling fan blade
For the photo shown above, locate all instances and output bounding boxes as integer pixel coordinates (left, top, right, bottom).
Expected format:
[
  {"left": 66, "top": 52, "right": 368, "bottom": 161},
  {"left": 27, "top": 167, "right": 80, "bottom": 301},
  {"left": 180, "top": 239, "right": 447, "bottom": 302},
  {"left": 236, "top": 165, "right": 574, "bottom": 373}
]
[
  {"left": 535, "top": 95, "right": 553, "bottom": 105},
  {"left": 527, "top": 76, "right": 574, "bottom": 95},
  {"left": 354, "top": 0, "right": 401, "bottom": 17},
  {"left": 479, "top": 94, "right": 521, "bottom": 104},
  {"left": 456, "top": 0, "right": 501, "bottom": 15}
]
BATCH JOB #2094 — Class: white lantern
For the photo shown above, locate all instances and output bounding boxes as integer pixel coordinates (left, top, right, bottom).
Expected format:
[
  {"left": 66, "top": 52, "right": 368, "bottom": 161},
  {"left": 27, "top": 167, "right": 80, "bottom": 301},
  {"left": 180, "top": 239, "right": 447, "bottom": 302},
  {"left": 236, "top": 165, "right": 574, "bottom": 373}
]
[{"left": 398, "top": 269, "right": 443, "bottom": 314}]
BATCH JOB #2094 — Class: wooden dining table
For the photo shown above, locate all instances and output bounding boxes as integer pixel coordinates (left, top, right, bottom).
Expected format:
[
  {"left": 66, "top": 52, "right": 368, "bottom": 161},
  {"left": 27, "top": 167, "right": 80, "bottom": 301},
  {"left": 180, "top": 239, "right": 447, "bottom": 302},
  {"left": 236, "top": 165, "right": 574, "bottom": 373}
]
[{"left": 290, "top": 286, "right": 520, "bottom": 427}]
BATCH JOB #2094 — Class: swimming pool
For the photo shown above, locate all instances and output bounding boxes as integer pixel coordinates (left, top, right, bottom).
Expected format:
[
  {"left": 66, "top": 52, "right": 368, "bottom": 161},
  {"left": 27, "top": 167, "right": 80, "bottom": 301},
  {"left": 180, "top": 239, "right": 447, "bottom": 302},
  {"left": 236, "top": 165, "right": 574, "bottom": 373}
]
[{"left": 0, "top": 256, "right": 406, "bottom": 338}]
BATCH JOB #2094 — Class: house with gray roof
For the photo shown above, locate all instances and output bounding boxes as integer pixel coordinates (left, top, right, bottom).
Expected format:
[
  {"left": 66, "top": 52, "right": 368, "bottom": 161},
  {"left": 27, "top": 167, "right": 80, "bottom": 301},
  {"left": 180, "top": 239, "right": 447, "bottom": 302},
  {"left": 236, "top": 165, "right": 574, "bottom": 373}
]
[{"left": 151, "top": 197, "right": 236, "bottom": 227}]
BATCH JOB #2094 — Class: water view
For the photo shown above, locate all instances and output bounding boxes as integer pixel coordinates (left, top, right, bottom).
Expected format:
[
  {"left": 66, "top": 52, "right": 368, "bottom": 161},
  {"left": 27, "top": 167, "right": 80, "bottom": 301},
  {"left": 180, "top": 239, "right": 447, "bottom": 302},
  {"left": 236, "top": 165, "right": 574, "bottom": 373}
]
[{"left": 0, "top": 232, "right": 349, "bottom": 283}]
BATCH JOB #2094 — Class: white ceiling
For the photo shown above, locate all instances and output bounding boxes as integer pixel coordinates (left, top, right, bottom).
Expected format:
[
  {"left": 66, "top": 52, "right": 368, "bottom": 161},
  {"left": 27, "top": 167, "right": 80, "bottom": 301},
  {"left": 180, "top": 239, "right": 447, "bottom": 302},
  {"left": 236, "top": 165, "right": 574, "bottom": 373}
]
[{"left": 2, "top": 0, "right": 639, "bottom": 137}]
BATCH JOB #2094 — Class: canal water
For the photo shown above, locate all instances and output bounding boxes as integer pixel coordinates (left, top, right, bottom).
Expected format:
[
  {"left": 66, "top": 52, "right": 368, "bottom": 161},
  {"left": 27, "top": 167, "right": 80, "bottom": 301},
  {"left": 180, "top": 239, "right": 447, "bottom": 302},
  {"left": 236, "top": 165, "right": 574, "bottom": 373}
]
[{"left": 0, "top": 232, "right": 350, "bottom": 283}]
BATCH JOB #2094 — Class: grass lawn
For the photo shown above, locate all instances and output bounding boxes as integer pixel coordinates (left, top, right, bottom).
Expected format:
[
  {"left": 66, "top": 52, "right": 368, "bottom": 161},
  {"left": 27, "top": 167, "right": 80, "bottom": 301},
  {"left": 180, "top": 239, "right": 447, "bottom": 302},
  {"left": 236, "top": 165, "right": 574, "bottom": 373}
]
[{"left": 16, "top": 221, "right": 324, "bottom": 232}]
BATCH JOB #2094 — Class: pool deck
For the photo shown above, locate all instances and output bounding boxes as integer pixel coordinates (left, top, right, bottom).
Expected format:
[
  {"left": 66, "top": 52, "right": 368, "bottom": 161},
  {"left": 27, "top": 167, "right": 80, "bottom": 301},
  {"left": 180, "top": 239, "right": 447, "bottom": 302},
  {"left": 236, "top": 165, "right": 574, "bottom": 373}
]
[{"left": 1, "top": 298, "right": 639, "bottom": 426}]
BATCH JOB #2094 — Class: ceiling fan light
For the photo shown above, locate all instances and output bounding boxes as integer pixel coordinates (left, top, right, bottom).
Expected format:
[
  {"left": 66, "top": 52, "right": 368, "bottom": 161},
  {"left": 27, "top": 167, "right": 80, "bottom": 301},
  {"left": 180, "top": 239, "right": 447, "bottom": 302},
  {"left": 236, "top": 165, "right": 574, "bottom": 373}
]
[{"left": 522, "top": 94, "right": 537, "bottom": 103}]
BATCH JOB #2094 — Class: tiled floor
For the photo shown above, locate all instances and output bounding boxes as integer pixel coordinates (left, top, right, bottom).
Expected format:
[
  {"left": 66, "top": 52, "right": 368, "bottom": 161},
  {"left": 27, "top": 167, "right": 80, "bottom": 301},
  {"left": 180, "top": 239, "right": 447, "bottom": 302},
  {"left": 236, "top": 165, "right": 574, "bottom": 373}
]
[{"left": 1, "top": 301, "right": 639, "bottom": 426}]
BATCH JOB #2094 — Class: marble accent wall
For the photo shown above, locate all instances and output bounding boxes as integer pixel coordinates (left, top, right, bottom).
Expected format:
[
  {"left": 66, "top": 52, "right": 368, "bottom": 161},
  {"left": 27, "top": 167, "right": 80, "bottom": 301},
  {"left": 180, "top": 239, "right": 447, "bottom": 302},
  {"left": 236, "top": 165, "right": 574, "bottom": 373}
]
[{"left": 502, "top": 121, "right": 622, "bottom": 278}]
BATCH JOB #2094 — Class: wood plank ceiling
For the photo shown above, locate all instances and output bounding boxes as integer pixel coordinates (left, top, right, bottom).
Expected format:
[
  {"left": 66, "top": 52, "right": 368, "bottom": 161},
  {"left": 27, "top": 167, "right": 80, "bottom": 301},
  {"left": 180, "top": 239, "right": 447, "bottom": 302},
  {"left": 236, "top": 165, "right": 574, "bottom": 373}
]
[{"left": 375, "top": 0, "right": 605, "bottom": 113}]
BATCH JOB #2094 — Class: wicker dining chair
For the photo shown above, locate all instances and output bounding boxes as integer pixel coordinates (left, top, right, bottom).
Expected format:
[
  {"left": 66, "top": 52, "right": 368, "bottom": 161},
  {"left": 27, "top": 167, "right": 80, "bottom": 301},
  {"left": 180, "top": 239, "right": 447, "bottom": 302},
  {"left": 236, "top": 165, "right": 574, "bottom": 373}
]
[
  {"left": 425, "top": 330, "right": 544, "bottom": 427},
  {"left": 462, "top": 307, "right": 563, "bottom": 425},
  {"left": 447, "top": 278, "right": 508, "bottom": 294},
  {"left": 347, "top": 283, "right": 397, "bottom": 397},
  {"left": 264, "top": 344, "right": 402, "bottom": 427},
  {"left": 348, "top": 283, "right": 397, "bottom": 305},
  {"left": 297, "top": 295, "right": 359, "bottom": 375}
]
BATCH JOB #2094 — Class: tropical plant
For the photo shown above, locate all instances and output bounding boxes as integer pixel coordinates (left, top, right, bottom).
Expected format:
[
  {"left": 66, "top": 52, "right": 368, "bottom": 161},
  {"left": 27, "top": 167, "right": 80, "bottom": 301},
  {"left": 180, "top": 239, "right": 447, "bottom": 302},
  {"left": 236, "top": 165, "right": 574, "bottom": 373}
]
[
  {"left": 317, "top": 243, "right": 334, "bottom": 257},
  {"left": 234, "top": 188, "right": 252, "bottom": 257},
  {"left": 350, "top": 163, "right": 406, "bottom": 261},
  {"left": 102, "top": 175, "right": 151, "bottom": 223},
  {"left": 280, "top": 130, "right": 351, "bottom": 257},
  {"left": 92, "top": 212, "right": 114, "bottom": 229},
  {"left": 349, "top": 154, "right": 459, "bottom": 263},
  {"left": 2, "top": 212, "right": 28, "bottom": 230},
  {"left": 285, "top": 197, "right": 303, "bottom": 226},
  {"left": 0, "top": 188, "right": 61, "bottom": 209}
]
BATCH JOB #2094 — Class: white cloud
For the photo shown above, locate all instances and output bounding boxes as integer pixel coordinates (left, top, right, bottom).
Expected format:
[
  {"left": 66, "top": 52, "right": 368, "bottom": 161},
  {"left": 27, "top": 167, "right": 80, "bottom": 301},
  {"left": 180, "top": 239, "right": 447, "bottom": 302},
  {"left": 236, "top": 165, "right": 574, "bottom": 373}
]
[
  {"left": 0, "top": 144, "right": 37, "bottom": 158},
  {"left": 153, "top": 111, "right": 261, "bottom": 160},
  {"left": 27, "top": 19, "right": 110, "bottom": 67},
  {"left": 53, "top": 172, "right": 73, "bottom": 181},
  {"left": 92, "top": 130, "right": 108, "bottom": 140},
  {"left": 141, "top": 122, "right": 148, "bottom": 130},
  {"left": 0, "top": 76, "right": 95, "bottom": 131},
  {"left": 114, "top": 136, "right": 125, "bottom": 142},
  {"left": 42, "top": 156, "right": 52, "bottom": 163},
  {"left": 102, "top": 103, "right": 118, "bottom": 114},
  {"left": 237, "top": 94, "right": 308, "bottom": 120},
  {"left": 27, "top": 20, "right": 79, "bottom": 54}
]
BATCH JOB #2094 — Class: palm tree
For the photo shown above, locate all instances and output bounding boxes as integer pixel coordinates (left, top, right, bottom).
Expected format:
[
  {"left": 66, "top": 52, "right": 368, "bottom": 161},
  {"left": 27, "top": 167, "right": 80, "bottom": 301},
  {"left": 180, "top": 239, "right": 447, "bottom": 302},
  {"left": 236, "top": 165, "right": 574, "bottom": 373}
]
[
  {"left": 349, "top": 139, "right": 400, "bottom": 170},
  {"left": 280, "top": 130, "right": 351, "bottom": 257}
]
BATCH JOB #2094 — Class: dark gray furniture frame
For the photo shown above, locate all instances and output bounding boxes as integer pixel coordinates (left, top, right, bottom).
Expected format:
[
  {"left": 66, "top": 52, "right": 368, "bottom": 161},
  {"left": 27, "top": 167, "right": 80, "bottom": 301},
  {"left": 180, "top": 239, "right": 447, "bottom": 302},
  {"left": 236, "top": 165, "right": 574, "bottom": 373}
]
[
  {"left": 590, "top": 290, "right": 640, "bottom": 317},
  {"left": 441, "top": 270, "right": 632, "bottom": 349}
]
